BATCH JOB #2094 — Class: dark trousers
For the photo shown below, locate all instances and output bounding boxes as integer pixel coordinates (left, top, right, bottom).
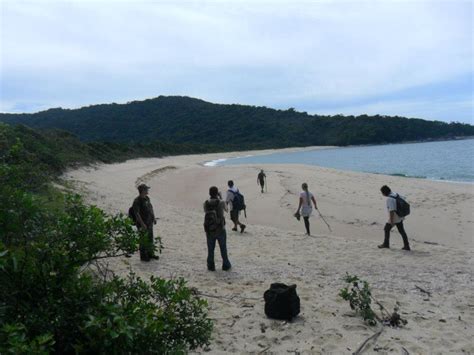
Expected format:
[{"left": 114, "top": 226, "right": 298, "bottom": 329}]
[
  {"left": 383, "top": 221, "right": 410, "bottom": 248},
  {"left": 303, "top": 217, "right": 310, "bottom": 235},
  {"left": 139, "top": 225, "right": 154, "bottom": 260},
  {"left": 206, "top": 229, "right": 231, "bottom": 270}
]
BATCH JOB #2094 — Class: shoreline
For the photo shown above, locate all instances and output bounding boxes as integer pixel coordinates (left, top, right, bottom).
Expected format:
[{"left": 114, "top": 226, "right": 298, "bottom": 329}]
[{"left": 202, "top": 142, "right": 474, "bottom": 185}]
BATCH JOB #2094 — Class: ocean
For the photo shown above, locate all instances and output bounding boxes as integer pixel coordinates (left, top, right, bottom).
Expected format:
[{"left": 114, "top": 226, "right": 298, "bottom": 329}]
[{"left": 207, "top": 139, "right": 474, "bottom": 183}]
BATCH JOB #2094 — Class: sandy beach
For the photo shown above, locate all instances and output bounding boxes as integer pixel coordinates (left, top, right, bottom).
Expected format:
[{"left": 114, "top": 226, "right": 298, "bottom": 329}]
[{"left": 64, "top": 148, "right": 473, "bottom": 354}]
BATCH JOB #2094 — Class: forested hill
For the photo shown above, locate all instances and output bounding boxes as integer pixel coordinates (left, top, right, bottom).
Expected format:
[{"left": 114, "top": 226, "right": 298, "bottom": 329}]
[{"left": 1, "top": 96, "right": 473, "bottom": 148}]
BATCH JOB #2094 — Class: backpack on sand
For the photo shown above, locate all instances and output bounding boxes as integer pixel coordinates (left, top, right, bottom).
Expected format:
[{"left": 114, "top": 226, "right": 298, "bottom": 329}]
[
  {"left": 264, "top": 283, "right": 300, "bottom": 321},
  {"left": 392, "top": 194, "right": 410, "bottom": 217},
  {"left": 229, "top": 189, "right": 246, "bottom": 217},
  {"left": 204, "top": 199, "right": 223, "bottom": 237}
]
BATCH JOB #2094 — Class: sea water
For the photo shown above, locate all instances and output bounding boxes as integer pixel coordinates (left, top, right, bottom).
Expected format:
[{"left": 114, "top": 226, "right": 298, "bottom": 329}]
[{"left": 209, "top": 139, "right": 474, "bottom": 183}]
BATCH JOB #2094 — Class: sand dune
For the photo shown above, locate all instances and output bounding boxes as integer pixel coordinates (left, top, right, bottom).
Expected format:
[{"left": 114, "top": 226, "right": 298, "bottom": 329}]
[{"left": 64, "top": 148, "right": 473, "bottom": 354}]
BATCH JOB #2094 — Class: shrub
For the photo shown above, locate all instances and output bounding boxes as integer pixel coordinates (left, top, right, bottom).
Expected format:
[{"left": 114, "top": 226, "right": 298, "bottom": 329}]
[{"left": 0, "top": 187, "right": 212, "bottom": 353}]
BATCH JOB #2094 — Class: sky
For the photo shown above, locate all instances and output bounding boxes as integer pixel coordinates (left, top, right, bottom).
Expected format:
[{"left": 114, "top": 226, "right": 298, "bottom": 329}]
[{"left": 0, "top": 0, "right": 472, "bottom": 123}]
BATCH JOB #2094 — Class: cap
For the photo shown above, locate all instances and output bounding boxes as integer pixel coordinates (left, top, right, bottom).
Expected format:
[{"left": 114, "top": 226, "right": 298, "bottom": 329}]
[{"left": 137, "top": 183, "right": 150, "bottom": 192}]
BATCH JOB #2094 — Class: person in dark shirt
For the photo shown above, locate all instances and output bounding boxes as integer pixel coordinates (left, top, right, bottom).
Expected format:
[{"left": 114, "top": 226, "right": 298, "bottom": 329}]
[
  {"left": 257, "top": 169, "right": 267, "bottom": 193},
  {"left": 132, "top": 184, "right": 157, "bottom": 261},
  {"left": 203, "top": 186, "right": 231, "bottom": 271}
]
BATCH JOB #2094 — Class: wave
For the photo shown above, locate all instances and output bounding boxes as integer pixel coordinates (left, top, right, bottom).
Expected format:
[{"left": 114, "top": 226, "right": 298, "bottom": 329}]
[
  {"left": 388, "top": 173, "right": 428, "bottom": 179},
  {"left": 203, "top": 158, "right": 228, "bottom": 167}
]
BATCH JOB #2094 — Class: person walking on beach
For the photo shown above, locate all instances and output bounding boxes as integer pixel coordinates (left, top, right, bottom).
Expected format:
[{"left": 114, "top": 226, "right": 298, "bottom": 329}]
[
  {"left": 203, "top": 186, "right": 232, "bottom": 271},
  {"left": 226, "top": 180, "right": 246, "bottom": 233},
  {"left": 257, "top": 169, "right": 267, "bottom": 193},
  {"left": 295, "top": 183, "right": 318, "bottom": 236},
  {"left": 132, "top": 184, "right": 158, "bottom": 261},
  {"left": 378, "top": 185, "right": 411, "bottom": 251}
]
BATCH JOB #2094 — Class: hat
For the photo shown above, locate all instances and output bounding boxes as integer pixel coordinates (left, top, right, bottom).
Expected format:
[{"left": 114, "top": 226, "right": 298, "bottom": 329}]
[{"left": 137, "top": 183, "right": 150, "bottom": 192}]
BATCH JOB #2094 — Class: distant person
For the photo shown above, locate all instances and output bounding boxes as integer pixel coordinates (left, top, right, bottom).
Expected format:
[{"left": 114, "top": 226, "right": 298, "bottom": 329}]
[
  {"left": 378, "top": 185, "right": 411, "bottom": 250},
  {"left": 132, "top": 184, "right": 158, "bottom": 261},
  {"left": 203, "top": 186, "right": 231, "bottom": 271},
  {"left": 295, "top": 183, "right": 318, "bottom": 236},
  {"left": 226, "top": 180, "right": 246, "bottom": 233},
  {"left": 257, "top": 169, "right": 267, "bottom": 193}
]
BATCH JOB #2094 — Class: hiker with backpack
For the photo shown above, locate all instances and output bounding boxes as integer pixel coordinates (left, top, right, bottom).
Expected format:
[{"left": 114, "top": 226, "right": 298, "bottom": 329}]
[
  {"left": 378, "top": 185, "right": 411, "bottom": 251},
  {"left": 295, "top": 182, "right": 318, "bottom": 236},
  {"left": 226, "top": 180, "right": 246, "bottom": 233},
  {"left": 203, "top": 186, "right": 232, "bottom": 271},
  {"left": 257, "top": 169, "right": 267, "bottom": 193},
  {"left": 130, "top": 184, "right": 158, "bottom": 261}
]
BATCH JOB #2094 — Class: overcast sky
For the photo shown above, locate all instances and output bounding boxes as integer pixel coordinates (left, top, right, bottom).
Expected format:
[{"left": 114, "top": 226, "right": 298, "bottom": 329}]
[{"left": 1, "top": 0, "right": 472, "bottom": 123}]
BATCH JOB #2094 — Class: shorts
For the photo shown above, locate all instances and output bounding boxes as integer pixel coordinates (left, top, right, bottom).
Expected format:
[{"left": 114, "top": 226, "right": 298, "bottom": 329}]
[
  {"left": 230, "top": 209, "right": 239, "bottom": 222},
  {"left": 301, "top": 206, "right": 312, "bottom": 218}
]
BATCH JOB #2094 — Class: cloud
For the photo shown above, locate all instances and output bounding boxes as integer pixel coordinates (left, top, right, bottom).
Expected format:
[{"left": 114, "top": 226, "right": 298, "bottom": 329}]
[{"left": 1, "top": 0, "right": 472, "bottom": 123}]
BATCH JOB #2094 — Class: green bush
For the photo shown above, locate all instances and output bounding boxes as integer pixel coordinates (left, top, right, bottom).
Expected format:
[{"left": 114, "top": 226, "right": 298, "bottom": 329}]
[{"left": 0, "top": 186, "right": 212, "bottom": 353}]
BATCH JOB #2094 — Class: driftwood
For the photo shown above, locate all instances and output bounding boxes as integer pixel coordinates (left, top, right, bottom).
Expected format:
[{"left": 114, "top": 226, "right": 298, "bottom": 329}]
[{"left": 353, "top": 327, "right": 384, "bottom": 355}]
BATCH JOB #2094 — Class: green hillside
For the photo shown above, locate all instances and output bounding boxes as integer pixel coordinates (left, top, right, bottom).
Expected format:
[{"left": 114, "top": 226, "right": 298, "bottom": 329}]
[{"left": 1, "top": 96, "right": 472, "bottom": 148}]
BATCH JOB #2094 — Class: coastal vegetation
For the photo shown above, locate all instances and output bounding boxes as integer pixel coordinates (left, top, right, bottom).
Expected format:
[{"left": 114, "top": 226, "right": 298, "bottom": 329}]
[
  {"left": 0, "top": 123, "right": 213, "bottom": 353},
  {"left": 1, "top": 96, "right": 473, "bottom": 149}
]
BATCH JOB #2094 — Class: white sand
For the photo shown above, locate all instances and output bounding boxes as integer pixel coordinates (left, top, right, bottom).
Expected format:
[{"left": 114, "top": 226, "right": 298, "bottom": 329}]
[{"left": 64, "top": 148, "right": 473, "bottom": 354}]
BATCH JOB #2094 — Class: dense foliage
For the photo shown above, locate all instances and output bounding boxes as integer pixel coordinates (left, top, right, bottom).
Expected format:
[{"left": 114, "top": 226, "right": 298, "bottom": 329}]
[
  {"left": 0, "top": 122, "right": 217, "bottom": 186},
  {"left": 1, "top": 96, "right": 473, "bottom": 148},
  {"left": 0, "top": 123, "right": 213, "bottom": 353}
]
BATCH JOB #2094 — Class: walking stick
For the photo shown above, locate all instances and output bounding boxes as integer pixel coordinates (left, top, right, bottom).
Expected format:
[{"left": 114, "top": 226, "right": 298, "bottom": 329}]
[
  {"left": 317, "top": 209, "right": 332, "bottom": 232},
  {"left": 265, "top": 178, "right": 267, "bottom": 193}
]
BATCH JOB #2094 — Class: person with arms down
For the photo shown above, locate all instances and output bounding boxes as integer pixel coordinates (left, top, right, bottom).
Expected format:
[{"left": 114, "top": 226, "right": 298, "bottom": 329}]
[
  {"left": 226, "top": 180, "right": 246, "bottom": 233},
  {"left": 257, "top": 169, "right": 267, "bottom": 193},
  {"left": 132, "top": 184, "right": 158, "bottom": 261},
  {"left": 203, "top": 186, "right": 232, "bottom": 271},
  {"left": 378, "top": 185, "right": 411, "bottom": 251},
  {"left": 295, "top": 182, "right": 318, "bottom": 236}
]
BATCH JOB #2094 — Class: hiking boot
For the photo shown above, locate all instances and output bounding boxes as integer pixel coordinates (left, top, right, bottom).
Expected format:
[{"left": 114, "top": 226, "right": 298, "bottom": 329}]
[
  {"left": 377, "top": 244, "right": 389, "bottom": 249},
  {"left": 149, "top": 255, "right": 159, "bottom": 260},
  {"left": 232, "top": 227, "right": 238, "bottom": 231},
  {"left": 402, "top": 246, "right": 411, "bottom": 251},
  {"left": 207, "top": 264, "right": 216, "bottom": 271},
  {"left": 222, "top": 265, "right": 232, "bottom": 271},
  {"left": 240, "top": 224, "right": 246, "bottom": 233}
]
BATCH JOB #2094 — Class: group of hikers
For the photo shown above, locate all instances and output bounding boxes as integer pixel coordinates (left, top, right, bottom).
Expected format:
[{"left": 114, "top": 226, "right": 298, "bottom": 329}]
[{"left": 131, "top": 169, "right": 411, "bottom": 266}]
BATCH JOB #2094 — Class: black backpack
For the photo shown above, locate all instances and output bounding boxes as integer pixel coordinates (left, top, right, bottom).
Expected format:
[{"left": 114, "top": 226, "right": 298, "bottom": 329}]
[
  {"left": 264, "top": 283, "right": 300, "bottom": 321},
  {"left": 393, "top": 194, "right": 410, "bottom": 217},
  {"left": 229, "top": 189, "right": 246, "bottom": 214},
  {"left": 128, "top": 206, "right": 137, "bottom": 223},
  {"left": 204, "top": 199, "right": 223, "bottom": 237}
]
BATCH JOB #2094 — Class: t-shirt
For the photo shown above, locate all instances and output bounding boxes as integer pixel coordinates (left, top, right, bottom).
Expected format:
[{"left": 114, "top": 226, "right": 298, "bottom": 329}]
[
  {"left": 300, "top": 191, "right": 314, "bottom": 207},
  {"left": 132, "top": 196, "right": 155, "bottom": 226},
  {"left": 226, "top": 186, "right": 239, "bottom": 211},
  {"left": 386, "top": 192, "right": 404, "bottom": 223}
]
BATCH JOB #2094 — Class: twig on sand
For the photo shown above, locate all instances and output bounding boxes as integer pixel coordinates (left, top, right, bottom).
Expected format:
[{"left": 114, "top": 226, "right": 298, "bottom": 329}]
[
  {"left": 352, "top": 327, "right": 384, "bottom": 355},
  {"left": 402, "top": 346, "right": 410, "bottom": 355},
  {"left": 258, "top": 346, "right": 271, "bottom": 354},
  {"left": 415, "top": 285, "right": 431, "bottom": 297}
]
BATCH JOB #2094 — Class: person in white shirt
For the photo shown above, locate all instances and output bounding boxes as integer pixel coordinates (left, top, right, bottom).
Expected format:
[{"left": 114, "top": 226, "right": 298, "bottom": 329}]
[
  {"left": 226, "top": 180, "right": 246, "bottom": 233},
  {"left": 295, "top": 182, "right": 318, "bottom": 236},
  {"left": 378, "top": 185, "right": 411, "bottom": 250}
]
